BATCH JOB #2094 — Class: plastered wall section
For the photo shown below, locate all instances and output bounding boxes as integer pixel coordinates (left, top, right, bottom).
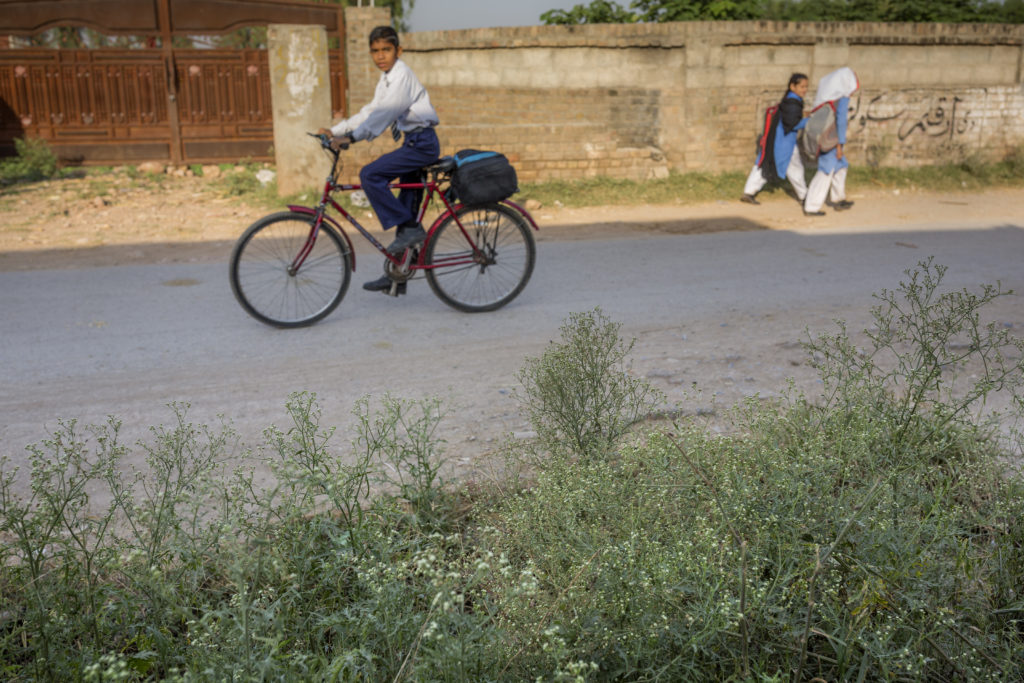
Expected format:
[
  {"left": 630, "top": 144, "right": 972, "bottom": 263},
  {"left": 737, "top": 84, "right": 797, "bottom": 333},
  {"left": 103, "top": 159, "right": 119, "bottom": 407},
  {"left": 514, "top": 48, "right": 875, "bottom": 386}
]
[
  {"left": 268, "top": 24, "right": 332, "bottom": 196},
  {"left": 400, "top": 21, "right": 1024, "bottom": 182}
]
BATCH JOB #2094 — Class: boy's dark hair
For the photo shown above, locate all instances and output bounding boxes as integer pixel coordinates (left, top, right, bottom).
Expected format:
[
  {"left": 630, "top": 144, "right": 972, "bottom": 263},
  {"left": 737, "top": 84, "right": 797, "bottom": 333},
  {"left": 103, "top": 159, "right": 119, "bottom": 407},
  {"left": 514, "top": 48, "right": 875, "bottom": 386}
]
[{"left": 369, "top": 25, "right": 399, "bottom": 48}]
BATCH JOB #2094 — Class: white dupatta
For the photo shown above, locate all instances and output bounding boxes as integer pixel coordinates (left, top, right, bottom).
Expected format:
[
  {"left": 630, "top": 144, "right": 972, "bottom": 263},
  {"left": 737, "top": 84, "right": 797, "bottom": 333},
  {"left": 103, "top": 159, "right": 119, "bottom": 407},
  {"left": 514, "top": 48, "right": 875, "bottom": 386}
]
[{"left": 812, "top": 67, "right": 859, "bottom": 107}]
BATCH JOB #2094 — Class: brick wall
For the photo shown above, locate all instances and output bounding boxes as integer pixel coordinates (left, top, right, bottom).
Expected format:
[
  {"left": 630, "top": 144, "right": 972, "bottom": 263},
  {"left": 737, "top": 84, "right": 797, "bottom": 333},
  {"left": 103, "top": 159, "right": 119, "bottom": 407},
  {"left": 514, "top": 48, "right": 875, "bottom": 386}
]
[
  {"left": 344, "top": 6, "right": 390, "bottom": 110},
  {"left": 390, "top": 21, "right": 1024, "bottom": 182}
]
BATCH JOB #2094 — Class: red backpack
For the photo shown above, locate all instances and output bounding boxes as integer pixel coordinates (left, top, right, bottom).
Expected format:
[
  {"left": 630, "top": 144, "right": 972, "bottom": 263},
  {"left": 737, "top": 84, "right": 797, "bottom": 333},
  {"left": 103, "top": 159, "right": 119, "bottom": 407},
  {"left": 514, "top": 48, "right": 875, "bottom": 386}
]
[{"left": 755, "top": 104, "right": 778, "bottom": 167}]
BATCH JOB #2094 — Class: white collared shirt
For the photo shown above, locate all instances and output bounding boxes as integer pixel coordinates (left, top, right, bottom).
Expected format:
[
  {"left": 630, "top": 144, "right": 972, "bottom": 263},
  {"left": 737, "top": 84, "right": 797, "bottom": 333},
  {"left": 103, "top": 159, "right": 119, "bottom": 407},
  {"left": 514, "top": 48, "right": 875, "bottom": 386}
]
[{"left": 329, "top": 59, "right": 438, "bottom": 141}]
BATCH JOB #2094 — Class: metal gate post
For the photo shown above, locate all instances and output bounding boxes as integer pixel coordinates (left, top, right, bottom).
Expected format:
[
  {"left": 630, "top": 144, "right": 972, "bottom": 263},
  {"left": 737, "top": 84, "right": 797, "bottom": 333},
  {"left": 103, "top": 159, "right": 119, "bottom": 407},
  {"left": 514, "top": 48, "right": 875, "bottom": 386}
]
[{"left": 157, "top": 0, "right": 182, "bottom": 164}]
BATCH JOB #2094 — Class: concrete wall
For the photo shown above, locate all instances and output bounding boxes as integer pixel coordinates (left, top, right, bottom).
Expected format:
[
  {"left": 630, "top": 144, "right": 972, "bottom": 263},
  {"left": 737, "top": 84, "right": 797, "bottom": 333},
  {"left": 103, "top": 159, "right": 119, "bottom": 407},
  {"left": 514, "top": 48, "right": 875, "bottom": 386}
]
[
  {"left": 268, "top": 24, "right": 332, "bottom": 196},
  {"left": 391, "top": 21, "right": 1024, "bottom": 183}
]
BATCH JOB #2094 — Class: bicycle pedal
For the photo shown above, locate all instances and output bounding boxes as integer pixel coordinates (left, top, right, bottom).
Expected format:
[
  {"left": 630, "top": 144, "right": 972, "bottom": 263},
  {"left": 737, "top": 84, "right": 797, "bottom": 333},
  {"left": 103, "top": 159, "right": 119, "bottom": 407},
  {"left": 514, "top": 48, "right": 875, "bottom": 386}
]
[{"left": 386, "top": 281, "right": 407, "bottom": 297}]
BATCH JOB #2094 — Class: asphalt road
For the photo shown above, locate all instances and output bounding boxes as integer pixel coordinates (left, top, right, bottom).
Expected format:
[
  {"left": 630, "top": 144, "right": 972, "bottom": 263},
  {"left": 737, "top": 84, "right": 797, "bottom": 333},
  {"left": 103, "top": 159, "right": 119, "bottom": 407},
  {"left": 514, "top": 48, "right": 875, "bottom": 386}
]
[{"left": 2, "top": 218, "right": 1023, "bottom": 490}]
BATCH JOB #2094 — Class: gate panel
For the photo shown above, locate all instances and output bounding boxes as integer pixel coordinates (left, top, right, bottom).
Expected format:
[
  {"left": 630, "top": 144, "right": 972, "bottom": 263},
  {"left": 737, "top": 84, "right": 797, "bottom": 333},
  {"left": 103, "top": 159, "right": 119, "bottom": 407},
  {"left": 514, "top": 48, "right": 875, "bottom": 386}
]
[
  {"left": 1, "top": 49, "right": 171, "bottom": 161},
  {"left": 175, "top": 49, "right": 272, "bottom": 161}
]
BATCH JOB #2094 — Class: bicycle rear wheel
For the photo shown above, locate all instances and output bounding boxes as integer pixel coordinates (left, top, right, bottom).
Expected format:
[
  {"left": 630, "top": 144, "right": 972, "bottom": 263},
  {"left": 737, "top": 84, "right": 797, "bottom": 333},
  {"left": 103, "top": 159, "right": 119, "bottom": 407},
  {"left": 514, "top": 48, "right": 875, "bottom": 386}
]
[
  {"left": 230, "top": 211, "right": 351, "bottom": 328},
  {"left": 425, "top": 203, "right": 536, "bottom": 313}
]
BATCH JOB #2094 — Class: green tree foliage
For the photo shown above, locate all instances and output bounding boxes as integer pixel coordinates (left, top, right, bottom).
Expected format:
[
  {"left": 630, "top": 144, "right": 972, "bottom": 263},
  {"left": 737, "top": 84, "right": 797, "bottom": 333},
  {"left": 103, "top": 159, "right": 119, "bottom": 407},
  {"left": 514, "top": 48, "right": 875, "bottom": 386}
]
[
  {"left": 634, "top": 0, "right": 764, "bottom": 20},
  {"left": 26, "top": 26, "right": 126, "bottom": 48},
  {"left": 541, "top": 0, "right": 638, "bottom": 23},
  {"left": 761, "top": 0, "right": 1024, "bottom": 22},
  {"left": 542, "top": 0, "right": 1024, "bottom": 23}
]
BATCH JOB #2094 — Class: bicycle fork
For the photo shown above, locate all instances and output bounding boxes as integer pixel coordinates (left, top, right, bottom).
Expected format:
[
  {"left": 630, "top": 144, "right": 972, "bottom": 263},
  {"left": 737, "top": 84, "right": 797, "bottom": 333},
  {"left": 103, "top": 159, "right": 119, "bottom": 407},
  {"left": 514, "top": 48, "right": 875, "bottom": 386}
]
[{"left": 288, "top": 209, "right": 326, "bottom": 276}]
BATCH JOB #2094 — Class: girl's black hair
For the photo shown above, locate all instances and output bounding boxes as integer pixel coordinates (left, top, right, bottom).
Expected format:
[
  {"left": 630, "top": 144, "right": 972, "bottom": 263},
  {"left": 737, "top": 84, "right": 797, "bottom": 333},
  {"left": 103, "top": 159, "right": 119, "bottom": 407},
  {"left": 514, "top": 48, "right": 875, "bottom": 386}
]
[
  {"left": 369, "top": 25, "right": 399, "bottom": 48},
  {"left": 785, "top": 72, "right": 808, "bottom": 98}
]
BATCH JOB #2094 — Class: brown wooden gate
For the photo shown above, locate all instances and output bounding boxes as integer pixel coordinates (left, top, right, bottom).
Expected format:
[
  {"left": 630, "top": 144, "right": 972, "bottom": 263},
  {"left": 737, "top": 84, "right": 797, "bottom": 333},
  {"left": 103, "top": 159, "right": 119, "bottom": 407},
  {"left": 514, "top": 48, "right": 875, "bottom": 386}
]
[
  {"left": 0, "top": 0, "right": 348, "bottom": 165},
  {"left": 0, "top": 47, "right": 347, "bottom": 164}
]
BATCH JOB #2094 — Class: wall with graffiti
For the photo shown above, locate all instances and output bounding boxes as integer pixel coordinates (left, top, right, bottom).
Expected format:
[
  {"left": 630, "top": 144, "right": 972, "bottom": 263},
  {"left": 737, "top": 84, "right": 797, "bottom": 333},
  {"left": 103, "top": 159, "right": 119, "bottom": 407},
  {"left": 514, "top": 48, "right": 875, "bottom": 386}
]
[
  {"left": 844, "top": 87, "right": 1024, "bottom": 167},
  {"left": 710, "top": 34, "right": 1023, "bottom": 172},
  {"left": 402, "top": 21, "right": 1023, "bottom": 180}
]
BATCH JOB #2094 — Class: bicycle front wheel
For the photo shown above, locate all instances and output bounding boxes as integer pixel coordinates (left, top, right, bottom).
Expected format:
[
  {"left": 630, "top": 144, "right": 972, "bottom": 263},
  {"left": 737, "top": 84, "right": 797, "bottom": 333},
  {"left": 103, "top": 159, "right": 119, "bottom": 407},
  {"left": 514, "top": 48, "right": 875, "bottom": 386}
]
[
  {"left": 230, "top": 211, "right": 351, "bottom": 328},
  {"left": 425, "top": 203, "right": 536, "bottom": 313}
]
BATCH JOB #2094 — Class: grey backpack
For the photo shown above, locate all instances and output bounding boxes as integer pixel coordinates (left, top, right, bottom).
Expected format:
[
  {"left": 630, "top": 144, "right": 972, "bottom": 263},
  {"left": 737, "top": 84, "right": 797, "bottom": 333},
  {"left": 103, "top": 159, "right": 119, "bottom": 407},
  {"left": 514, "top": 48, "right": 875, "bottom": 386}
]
[{"left": 799, "top": 102, "right": 839, "bottom": 161}]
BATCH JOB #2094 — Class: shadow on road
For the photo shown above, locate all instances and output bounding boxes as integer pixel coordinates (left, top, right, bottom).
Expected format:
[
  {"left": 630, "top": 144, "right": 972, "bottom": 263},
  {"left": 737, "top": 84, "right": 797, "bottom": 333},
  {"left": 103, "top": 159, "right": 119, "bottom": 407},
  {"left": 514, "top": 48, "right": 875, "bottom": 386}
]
[
  {"left": 538, "top": 215, "right": 770, "bottom": 241},
  {"left": 0, "top": 239, "right": 238, "bottom": 271},
  {"left": 1, "top": 216, "right": 774, "bottom": 271}
]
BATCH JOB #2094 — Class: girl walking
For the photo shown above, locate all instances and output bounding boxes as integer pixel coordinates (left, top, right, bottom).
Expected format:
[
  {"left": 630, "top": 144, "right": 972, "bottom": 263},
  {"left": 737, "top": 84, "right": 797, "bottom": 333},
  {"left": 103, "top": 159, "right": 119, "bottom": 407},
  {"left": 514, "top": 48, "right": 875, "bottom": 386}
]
[
  {"left": 804, "top": 67, "right": 859, "bottom": 216},
  {"left": 741, "top": 73, "right": 810, "bottom": 205}
]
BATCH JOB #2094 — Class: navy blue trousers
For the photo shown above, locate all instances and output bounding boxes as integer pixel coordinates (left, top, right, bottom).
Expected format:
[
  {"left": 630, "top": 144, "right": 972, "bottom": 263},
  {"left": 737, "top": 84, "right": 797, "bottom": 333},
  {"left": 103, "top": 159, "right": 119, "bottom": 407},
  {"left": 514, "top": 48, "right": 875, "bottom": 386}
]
[{"left": 359, "top": 128, "right": 440, "bottom": 231}]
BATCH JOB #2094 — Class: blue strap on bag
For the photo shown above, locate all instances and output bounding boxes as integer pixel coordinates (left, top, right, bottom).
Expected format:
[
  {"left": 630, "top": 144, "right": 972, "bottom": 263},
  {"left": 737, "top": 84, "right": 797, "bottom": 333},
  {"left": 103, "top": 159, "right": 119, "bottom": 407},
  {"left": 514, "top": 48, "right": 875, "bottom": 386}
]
[{"left": 451, "top": 149, "right": 519, "bottom": 206}]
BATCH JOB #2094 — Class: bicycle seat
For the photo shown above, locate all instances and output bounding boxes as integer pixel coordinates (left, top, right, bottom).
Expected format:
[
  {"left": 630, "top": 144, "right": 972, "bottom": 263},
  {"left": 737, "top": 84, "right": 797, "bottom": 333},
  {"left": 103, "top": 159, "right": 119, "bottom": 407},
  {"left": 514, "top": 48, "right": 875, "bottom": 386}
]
[{"left": 426, "top": 156, "right": 456, "bottom": 173}]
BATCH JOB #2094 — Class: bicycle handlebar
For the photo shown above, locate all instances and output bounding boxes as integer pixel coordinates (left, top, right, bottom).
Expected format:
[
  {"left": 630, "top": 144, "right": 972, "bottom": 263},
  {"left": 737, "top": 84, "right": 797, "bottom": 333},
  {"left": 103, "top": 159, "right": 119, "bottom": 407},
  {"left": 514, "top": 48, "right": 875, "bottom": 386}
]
[
  {"left": 306, "top": 131, "right": 452, "bottom": 182},
  {"left": 307, "top": 131, "right": 350, "bottom": 152}
]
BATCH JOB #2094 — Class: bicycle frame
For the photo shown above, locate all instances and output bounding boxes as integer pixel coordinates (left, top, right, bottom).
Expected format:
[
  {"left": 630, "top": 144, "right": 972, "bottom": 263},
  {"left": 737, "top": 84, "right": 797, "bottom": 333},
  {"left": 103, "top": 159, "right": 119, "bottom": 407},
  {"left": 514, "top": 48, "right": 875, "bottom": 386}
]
[{"left": 285, "top": 147, "right": 538, "bottom": 277}]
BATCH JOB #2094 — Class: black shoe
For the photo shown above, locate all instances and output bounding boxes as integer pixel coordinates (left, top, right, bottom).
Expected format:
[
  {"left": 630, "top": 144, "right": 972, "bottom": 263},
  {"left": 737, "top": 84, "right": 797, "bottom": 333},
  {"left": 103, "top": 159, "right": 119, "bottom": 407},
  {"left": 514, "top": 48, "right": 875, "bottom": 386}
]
[
  {"left": 804, "top": 210, "right": 826, "bottom": 217},
  {"left": 386, "top": 224, "right": 426, "bottom": 255},
  {"left": 363, "top": 274, "right": 406, "bottom": 295},
  {"left": 740, "top": 194, "right": 760, "bottom": 205},
  {"left": 828, "top": 200, "right": 854, "bottom": 211}
]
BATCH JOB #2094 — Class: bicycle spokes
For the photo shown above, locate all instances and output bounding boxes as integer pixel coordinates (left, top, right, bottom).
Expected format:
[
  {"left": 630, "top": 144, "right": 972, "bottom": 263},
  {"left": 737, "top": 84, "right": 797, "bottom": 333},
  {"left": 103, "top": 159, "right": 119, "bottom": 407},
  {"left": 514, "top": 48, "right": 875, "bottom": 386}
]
[
  {"left": 230, "top": 212, "right": 351, "bottom": 328},
  {"left": 424, "top": 203, "right": 535, "bottom": 313}
]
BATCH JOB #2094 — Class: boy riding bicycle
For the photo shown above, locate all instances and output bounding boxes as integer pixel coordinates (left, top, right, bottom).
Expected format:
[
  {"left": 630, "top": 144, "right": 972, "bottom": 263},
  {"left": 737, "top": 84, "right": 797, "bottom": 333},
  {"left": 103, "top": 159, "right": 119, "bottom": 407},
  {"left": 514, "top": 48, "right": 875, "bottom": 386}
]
[{"left": 318, "top": 25, "right": 440, "bottom": 293}]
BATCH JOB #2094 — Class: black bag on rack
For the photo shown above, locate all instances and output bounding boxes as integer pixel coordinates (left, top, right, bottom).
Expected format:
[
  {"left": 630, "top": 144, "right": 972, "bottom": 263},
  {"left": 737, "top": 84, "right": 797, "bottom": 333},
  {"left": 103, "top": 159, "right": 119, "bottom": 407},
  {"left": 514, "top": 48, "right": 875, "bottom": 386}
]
[{"left": 450, "top": 149, "right": 518, "bottom": 205}]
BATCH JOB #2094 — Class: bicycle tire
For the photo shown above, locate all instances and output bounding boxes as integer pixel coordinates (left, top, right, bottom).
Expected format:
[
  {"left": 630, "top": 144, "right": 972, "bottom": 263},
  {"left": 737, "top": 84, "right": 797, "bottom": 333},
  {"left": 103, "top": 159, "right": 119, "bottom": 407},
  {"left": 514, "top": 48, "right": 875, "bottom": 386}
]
[
  {"left": 229, "top": 211, "right": 351, "bottom": 328},
  {"left": 424, "top": 203, "right": 535, "bottom": 313}
]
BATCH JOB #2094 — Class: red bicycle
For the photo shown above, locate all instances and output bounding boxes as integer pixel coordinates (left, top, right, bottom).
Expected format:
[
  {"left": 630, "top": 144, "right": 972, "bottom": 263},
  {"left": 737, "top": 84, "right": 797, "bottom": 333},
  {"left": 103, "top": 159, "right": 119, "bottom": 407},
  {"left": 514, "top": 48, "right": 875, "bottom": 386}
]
[{"left": 229, "top": 133, "right": 538, "bottom": 328}]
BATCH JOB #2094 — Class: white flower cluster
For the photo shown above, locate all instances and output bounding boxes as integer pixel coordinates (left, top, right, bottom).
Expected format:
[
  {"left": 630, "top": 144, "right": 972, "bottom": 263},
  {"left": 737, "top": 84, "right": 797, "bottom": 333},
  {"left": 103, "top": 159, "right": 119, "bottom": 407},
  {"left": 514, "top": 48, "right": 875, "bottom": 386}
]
[{"left": 82, "top": 653, "right": 131, "bottom": 683}]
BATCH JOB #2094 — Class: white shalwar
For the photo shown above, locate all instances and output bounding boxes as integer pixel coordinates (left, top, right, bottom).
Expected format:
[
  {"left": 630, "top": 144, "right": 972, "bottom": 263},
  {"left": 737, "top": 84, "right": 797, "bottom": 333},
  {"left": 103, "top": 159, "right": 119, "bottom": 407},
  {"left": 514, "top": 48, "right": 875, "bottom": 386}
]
[
  {"left": 804, "top": 165, "right": 848, "bottom": 212},
  {"left": 743, "top": 151, "right": 807, "bottom": 201}
]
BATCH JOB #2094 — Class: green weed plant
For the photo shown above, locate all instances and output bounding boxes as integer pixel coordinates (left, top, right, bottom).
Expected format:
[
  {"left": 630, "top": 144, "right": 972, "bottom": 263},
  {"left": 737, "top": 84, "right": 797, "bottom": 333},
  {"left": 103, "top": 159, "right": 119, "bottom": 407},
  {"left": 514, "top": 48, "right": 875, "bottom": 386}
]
[
  {"left": 1, "top": 264, "right": 1022, "bottom": 680},
  {"left": 516, "top": 308, "right": 663, "bottom": 459},
  {"left": 0, "top": 137, "right": 58, "bottom": 184}
]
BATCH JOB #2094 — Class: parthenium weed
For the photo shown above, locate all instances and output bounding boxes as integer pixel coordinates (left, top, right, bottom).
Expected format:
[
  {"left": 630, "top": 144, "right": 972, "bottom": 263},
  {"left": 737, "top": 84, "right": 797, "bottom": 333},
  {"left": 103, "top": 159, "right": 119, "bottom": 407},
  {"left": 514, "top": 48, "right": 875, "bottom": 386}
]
[
  {"left": 516, "top": 307, "right": 663, "bottom": 459},
  {"left": 487, "top": 265, "right": 1023, "bottom": 680},
  {"left": 354, "top": 393, "right": 450, "bottom": 526},
  {"left": 805, "top": 256, "right": 1024, "bottom": 462},
  {"left": 1, "top": 265, "right": 1022, "bottom": 680}
]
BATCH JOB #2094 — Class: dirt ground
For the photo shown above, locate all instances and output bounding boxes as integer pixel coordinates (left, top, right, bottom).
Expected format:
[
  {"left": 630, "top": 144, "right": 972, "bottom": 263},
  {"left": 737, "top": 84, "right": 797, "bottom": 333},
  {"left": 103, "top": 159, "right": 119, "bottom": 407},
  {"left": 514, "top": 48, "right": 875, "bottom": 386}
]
[{"left": 2, "top": 171, "right": 1022, "bottom": 271}]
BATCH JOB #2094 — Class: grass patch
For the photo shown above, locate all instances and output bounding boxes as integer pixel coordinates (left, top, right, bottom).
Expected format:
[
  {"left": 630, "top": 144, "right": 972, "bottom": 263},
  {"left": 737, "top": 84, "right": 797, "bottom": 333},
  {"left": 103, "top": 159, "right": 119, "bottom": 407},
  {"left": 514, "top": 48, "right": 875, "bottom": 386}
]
[
  {"left": 0, "top": 138, "right": 58, "bottom": 184},
  {"left": 210, "top": 166, "right": 350, "bottom": 213},
  {"left": 512, "top": 151, "right": 1024, "bottom": 208},
  {"left": 515, "top": 170, "right": 749, "bottom": 208},
  {"left": 215, "top": 169, "right": 268, "bottom": 199},
  {"left": 850, "top": 154, "right": 1024, "bottom": 193},
  {"left": 2, "top": 261, "right": 1022, "bottom": 680},
  {"left": 80, "top": 180, "right": 113, "bottom": 199}
]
